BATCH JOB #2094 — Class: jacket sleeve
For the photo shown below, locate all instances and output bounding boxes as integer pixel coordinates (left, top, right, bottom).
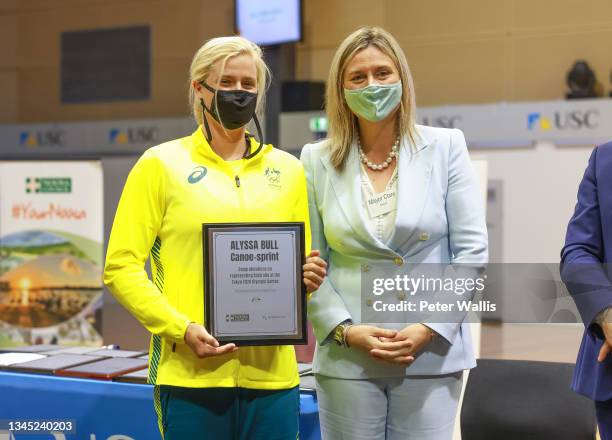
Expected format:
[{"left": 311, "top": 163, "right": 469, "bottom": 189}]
[
  {"left": 300, "top": 144, "right": 352, "bottom": 344},
  {"left": 426, "top": 129, "right": 489, "bottom": 343},
  {"left": 104, "top": 150, "right": 191, "bottom": 343},
  {"left": 560, "top": 146, "right": 612, "bottom": 338},
  {"left": 294, "top": 164, "right": 312, "bottom": 255}
]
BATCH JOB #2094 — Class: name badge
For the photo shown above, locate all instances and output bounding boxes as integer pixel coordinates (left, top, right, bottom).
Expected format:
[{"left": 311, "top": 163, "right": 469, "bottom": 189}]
[{"left": 366, "top": 189, "right": 396, "bottom": 218}]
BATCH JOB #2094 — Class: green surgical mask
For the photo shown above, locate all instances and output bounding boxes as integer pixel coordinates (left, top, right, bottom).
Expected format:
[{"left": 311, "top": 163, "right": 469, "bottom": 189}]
[{"left": 344, "top": 81, "right": 402, "bottom": 122}]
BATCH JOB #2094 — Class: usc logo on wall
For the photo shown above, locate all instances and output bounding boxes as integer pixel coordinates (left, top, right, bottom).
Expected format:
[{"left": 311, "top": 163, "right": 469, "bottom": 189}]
[
  {"left": 109, "top": 127, "right": 158, "bottom": 145},
  {"left": 527, "top": 110, "right": 599, "bottom": 131},
  {"left": 19, "top": 130, "right": 65, "bottom": 148}
]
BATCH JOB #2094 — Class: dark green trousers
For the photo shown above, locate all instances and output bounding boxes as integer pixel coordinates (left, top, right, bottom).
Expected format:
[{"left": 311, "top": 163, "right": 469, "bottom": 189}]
[{"left": 156, "top": 385, "right": 299, "bottom": 440}]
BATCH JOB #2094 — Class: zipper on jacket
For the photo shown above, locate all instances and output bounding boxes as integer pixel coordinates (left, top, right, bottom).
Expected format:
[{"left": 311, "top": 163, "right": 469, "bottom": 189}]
[
  {"left": 235, "top": 175, "right": 241, "bottom": 188},
  {"left": 172, "top": 343, "right": 176, "bottom": 352}
]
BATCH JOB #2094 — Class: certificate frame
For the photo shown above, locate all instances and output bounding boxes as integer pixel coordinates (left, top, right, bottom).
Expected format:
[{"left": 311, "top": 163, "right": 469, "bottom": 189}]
[{"left": 203, "top": 222, "right": 307, "bottom": 346}]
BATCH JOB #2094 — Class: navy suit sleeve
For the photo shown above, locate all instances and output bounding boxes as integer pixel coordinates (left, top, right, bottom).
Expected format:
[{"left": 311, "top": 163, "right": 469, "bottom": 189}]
[{"left": 561, "top": 146, "right": 612, "bottom": 338}]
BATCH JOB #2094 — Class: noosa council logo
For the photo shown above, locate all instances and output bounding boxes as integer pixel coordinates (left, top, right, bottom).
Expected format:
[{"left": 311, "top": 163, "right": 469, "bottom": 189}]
[{"left": 188, "top": 166, "right": 207, "bottom": 184}]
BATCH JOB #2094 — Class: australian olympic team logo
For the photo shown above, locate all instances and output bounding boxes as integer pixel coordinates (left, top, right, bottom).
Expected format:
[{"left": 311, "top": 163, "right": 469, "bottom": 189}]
[
  {"left": 188, "top": 166, "right": 207, "bottom": 184},
  {"left": 265, "top": 167, "right": 281, "bottom": 186}
]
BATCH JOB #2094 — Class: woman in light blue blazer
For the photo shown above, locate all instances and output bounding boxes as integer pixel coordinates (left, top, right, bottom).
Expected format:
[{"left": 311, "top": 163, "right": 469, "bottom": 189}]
[{"left": 300, "top": 27, "right": 488, "bottom": 440}]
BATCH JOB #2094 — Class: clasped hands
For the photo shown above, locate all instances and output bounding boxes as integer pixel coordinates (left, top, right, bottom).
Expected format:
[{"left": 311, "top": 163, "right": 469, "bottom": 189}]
[{"left": 345, "top": 323, "right": 434, "bottom": 365}]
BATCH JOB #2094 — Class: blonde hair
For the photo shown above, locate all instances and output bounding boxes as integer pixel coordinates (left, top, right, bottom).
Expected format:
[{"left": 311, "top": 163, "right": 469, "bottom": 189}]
[
  {"left": 188, "top": 36, "right": 270, "bottom": 125},
  {"left": 326, "top": 27, "right": 418, "bottom": 169}
]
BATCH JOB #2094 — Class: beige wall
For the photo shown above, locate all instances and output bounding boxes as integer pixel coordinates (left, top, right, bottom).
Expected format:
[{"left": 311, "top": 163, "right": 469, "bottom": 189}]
[
  {"left": 2, "top": 1, "right": 612, "bottom": 122},
  {"left": 297, "top": 0, "right": 612, "bottom": 106},
  {"left": 2, "top": 0, "right": 233, "bottom": 123},
  {"left": 0, "top": 0, "right": 18, "bottom": 122}
]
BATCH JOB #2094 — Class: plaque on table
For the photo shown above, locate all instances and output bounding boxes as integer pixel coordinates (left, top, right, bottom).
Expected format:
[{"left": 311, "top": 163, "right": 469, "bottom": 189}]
[
  {"left": 57, "top": 357, "right": 148, "bottom": 380},
  {"left": 9, "top": 354, "right": 102, "bottom": 375},
  {"left": 43, "top": 346, "right": 101, "bottom": 355},
  {"left": 203, "top": 222, "right": 307, "bottom": 346},
  {"left": 114, "top": 368, "right": 149, "bottom": 384},
  {"left": 0, "top": 353, "right": 47, "bottom": 367},
  {"left": 86, "top": 349, "right": 146, "bottom": 358},
  {"left": 298, "top": 362, "right": 313, "bottom": 376},
  {"left": 0, "top": 344, "right": 60, "bottom": 354}
]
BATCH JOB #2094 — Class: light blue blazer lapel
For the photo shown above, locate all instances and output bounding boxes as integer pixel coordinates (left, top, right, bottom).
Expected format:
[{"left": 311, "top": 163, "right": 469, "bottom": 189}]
[
  {"left": 388, "top": 131, "right": 435, "bottom": 254},
  {"left": 321, "top": 142, "right": 391, "bottom": 258}
]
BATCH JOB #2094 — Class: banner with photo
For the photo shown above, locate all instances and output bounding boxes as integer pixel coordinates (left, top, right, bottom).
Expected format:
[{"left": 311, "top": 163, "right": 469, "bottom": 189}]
[{"left": 0, "top": 161, "right": 103, "bottom": 348}]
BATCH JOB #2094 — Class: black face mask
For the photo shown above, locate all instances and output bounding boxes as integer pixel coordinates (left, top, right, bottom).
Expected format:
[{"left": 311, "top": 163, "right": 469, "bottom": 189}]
[
  {"left": 201, "top": 81, "right": 257, "bottom": 129},
  {"left": 199, "top": 81, "right": 264, "bottom": 159}
]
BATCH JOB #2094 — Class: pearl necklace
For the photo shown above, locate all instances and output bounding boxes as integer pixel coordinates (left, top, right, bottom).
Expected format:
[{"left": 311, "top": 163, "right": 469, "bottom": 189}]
[{"left": 357, "top": 135, "right": 400, "bottom": 171}]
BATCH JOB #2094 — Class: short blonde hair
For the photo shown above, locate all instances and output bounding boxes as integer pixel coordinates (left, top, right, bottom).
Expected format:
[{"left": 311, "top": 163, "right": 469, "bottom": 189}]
[
  {"left": 326, "top": 27, "right": 418, "bottom": 169},
  {"left": 188, "top": 36, "right": 270, "bottom": 125}
]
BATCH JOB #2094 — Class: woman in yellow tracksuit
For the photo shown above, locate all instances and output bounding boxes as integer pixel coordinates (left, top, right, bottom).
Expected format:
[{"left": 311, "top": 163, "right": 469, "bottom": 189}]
[{"left": 104, "top": 36, "right": 326, "bottom": 440}]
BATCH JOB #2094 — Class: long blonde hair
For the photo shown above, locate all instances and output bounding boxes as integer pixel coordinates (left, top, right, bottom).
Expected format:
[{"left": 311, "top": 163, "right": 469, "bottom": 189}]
[
  {"left": 326, "top": 27, "right": 418, "bottom": 169},
  {"left": 188, "top": 36, "right": 270, "bottom": 125}
]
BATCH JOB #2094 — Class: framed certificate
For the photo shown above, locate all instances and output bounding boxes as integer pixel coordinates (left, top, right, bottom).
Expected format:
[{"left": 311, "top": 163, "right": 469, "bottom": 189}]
[{"left": 203, "top": 222, "right": 307, "bottom": 346}]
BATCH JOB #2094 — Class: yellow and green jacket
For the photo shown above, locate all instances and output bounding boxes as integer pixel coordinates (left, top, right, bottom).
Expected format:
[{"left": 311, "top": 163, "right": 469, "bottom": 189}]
[{"left": 104, "top": 127, "right": 310, "bottom": 389}]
